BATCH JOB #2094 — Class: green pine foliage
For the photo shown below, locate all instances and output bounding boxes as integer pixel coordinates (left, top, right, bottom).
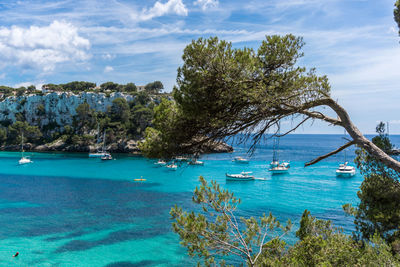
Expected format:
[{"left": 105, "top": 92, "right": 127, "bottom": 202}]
[{"left": 172, "top": 179, "right": 400, "bottom": 266}]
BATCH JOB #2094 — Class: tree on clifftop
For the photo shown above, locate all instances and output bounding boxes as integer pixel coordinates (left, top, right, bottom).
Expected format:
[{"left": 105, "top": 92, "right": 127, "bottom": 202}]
[
  {"left": 145, "top": 81, "right": 164, "bottom": 94},
  {"left": 142, "top": 35, "right": 400, "bottom": 175}
]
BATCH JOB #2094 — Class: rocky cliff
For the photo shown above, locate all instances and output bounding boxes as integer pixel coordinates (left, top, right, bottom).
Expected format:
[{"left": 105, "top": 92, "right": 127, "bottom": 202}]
[
  {"left": 0, "top": 92, "right": 233, "bottom": 154},
  {"left": 0, "top": 92, "right": 135, "bottom": 128}
]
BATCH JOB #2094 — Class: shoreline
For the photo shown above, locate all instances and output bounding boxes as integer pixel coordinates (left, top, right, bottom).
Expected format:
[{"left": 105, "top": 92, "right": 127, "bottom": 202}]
[{"left": 0, "top": 139, "right": 234, "bottom": 155}]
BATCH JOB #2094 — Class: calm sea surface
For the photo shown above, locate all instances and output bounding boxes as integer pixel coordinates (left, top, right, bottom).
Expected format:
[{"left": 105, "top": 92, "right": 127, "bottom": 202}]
[{"left": 0, "top": 134, "right": 399, "bottom": 266}]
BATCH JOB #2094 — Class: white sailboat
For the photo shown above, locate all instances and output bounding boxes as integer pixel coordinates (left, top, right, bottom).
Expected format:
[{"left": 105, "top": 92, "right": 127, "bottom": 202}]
[
  {"left": 100, "top": 132, "right": 112, "bottom": 160},
  {"left": 19, "top": 133, "right": 32, "bottom": 165},
  {"left": 269, "top": 130, "right": 288, "bottom": 175}
]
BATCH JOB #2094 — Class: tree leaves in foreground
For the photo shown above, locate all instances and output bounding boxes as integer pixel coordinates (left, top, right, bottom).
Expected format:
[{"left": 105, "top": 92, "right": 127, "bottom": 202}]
[
  {"left": 171, "top": 176, "right": 292, "bottom": 266},
  {"left": 172, "top": 178, "right": 400, "bottom": 266},
  {"left": 343, "top": 122, "right": 400, "bottom": 254},
  {"left": 142, "top": 34, "right": 400, "bottom": 173}
]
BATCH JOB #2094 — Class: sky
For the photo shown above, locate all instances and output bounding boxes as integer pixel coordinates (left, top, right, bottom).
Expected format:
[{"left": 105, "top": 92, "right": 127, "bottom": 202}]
[{"left": 0, "top": 0, "right": 399, "bottom": 134}]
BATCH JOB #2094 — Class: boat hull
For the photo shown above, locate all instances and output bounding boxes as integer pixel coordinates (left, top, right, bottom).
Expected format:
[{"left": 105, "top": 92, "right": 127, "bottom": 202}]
[
  {"left": 269, "top": 168, "right": 289, "bottom": 175},
  {"left": 336, "top": 170, "right": 356, "bottom": 177},
  {"left": 225, "top": 174, "right": 254, "bottom": 181},
  {"left": 19, "top": 159, "right": 32, "bottom": 165},
  {"left": 89, "top": 153, "right": 107, "bottom": 158}
]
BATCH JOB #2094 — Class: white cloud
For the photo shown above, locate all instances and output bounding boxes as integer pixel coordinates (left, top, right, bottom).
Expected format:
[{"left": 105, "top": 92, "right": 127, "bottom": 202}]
[
  {"left": 14, "top": 81, "right": 44, "bottom": 90},
  {"left": 0, "top": 20, "right": 90, "bottom": 72},
  {"left": 14, "top": 82, "right": 34, "bottom": 88},
  {"left": 135, "top": 0, "right": 188, "bottom": 21},
  {"left": 194, "top": 0, "right": 219, "bottom": 10},
  {"left": 104, "top": 66, "right": 114, "bottom": 73},
  {"left": 102, "top": 53, "right": 115, "bottom": 60}
]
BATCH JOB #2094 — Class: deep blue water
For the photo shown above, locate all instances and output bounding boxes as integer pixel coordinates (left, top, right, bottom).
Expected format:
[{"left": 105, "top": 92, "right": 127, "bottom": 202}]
[{"left": 0, "top": 134, "right": 398, "bottom": 266}]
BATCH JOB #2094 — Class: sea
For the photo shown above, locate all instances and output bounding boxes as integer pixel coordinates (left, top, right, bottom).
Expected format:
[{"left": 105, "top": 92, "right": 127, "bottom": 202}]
[{"left": 0, "top": 134, "right": 399, "bottom": 266}]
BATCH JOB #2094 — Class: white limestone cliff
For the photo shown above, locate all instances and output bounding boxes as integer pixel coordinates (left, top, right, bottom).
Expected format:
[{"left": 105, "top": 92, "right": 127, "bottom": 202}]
[{"left": 0, "top": 92, "right": 135, "bottom": 127}]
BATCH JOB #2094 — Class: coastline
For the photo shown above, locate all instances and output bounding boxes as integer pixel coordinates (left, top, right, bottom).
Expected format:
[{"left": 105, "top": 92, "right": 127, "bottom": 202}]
[{"left": 0, "top": 139, "right": 233, "bottom": 155}]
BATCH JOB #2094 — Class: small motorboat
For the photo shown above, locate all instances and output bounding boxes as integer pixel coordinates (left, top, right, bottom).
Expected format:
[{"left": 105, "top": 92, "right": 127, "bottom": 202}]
[
  {"left": 89, "top": 151, "right": 107, "bottom": 158},
  {"left": 19, "top": 156, "right": 32, "bottom": 165},
  {"left": 175, "top": 156, "right": 189, "bottom": 162},
  {"left": 101, "top": 153, "right": 112, "bottom": 161},
  {"left": 166, "top": 164, "right": 178, "bottom": 171},
  {"left": 233, "top": 156, "right": 249, "bottom": 164},
  {"left": 269, "top": 164, "right": 289, "bottom": 175},
  {"left": 226, "top": 171, "right": 255, "bottom": 181},
  {"left": 336, "top": 162, "right": 356, "bottom": 177},
  {"left": 154, "top": 160, "right": 167, "bottom": 166},
  {"left": 189, "top": 159, "right": 204, "bottom": 165}
]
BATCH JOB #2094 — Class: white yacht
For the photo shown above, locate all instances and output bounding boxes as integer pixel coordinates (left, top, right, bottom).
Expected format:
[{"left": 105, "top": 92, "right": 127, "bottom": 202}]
[
  {"left": 336, "top": 162, "right": 356, "bottom": 177},
  {"left": 336, "top": 131, "right": 355, "bottom": 177},
  {"left": 226, "top": 171, "right": 254, "bottom": 181},
  {"left": 233, "top": 156, "right": 249, "bottom": 164},
  {"left": 269, "top": 165, "right": 289, "bottom": 174},
  {"left": 101, "top": 153, "right": 113, "bottom": 161},
  {"left": 175, "top": 156, "right": 189, "bottom": 162},
  {"left": 19, "top": 133, "right": 32, "bottom": 165},
  {"left": 19, "top": 156, "right": 32, "bottom": 165},
  {"left": 154, "top": 159, "right": 167, "bottom": 166},
  {"left": 189, "top": 159, "right": 204, "bottom": 165},
  {"left": 166, "top": 164, "right": 178, "bottom": 171},
  {"left": 89, "top": 151, "right": 107, "bottom": 158}
]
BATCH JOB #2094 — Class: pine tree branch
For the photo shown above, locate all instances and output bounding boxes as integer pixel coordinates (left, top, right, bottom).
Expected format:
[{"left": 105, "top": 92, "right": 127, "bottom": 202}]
[{"left": 305, "top": 140, "right": 355, "bottom": 167}]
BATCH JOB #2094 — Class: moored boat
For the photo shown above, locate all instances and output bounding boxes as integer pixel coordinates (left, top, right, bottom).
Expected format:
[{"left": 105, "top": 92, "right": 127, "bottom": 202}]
[
  {"left": 336, "top": 162, "right": 356, "bottom": 177},
  {"left": 269, "top": 165, "right": 289, "bottom": 175},
  {"left": 175, "top": 156, "right": 189, "bottom": 162},
  {"left": 189, "top": 159, "right": 204, "bottom": 165},
  {"left": 166, "top": 164, "right": 178, "bottom": 171},
  {"left": 269, "top": 127, "right": 289, "bottom": 174},
  {"left": 233, "top": 156, "right": 249, "bottom": 164},
  {"left": 226, "top": 171, "right": 254, "bottom": 181},
  {"left": 154, "top": 159, "right": 167, "bottom": 166},
  {"left": 19, "top": 156, "right": 32, "bottom": 165},
  {"left": 89, "top": 151, "right": 107, "bottom": 158},
  {"left": 336, "top": 131, "right": 355, "bottom": 177},
  {"left": 19, "top": 133, "right": 32, "bottom": 165},
  {"left": 101, "top": 153, "right": 113, "bottom": 161}
]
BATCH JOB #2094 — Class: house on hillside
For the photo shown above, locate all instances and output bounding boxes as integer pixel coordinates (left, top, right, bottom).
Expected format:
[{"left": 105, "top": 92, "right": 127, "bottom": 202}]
[{"left": 137, "top": 85, "right": 146, "bottom": 92}]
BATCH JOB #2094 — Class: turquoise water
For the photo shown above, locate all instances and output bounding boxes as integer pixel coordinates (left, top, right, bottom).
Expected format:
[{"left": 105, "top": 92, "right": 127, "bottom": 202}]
[{"left": 0, "top": 135, "right": 398, "bottom": 266}]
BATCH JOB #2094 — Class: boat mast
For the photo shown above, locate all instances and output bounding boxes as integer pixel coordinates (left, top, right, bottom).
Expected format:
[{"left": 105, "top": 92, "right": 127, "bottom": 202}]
[
  {"left": 272, "top": 124, "right": 280, "bottom": 162},
  {"left": 343, "top": 129, "right": 347, "bottom": 163},
  {"left": 96, "top": 123, "right": 100, "bottom": 144},
  {"left": 21, "top": 132, "right": 24, "bottom": 157},
  {"left": 102, "top": 131, "right": 106, "bottom": 152}
]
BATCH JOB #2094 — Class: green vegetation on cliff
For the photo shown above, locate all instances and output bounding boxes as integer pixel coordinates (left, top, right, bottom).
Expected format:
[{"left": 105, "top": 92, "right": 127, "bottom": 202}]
[{"left": 0, "top": 90, "right": 161, "bottom": 151}]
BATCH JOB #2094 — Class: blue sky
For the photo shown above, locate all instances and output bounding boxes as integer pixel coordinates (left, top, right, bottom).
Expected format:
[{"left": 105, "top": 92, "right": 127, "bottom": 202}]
[{"left": 0, "top": 0, "right": 399, "bottom": 134}]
